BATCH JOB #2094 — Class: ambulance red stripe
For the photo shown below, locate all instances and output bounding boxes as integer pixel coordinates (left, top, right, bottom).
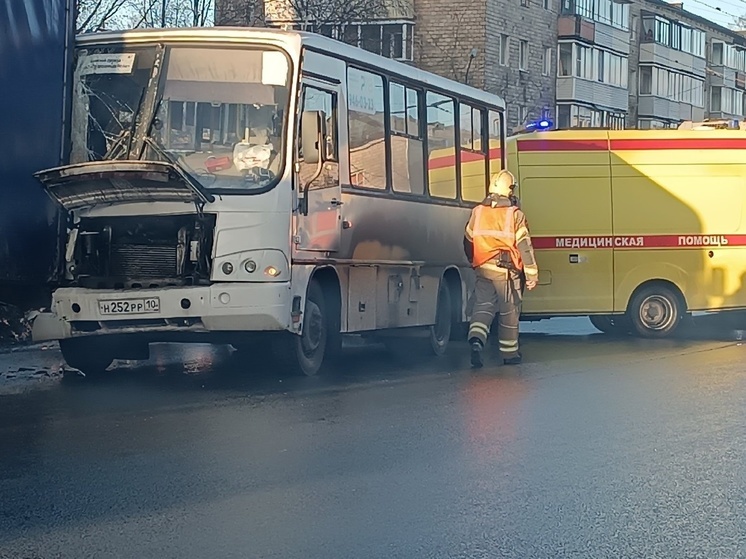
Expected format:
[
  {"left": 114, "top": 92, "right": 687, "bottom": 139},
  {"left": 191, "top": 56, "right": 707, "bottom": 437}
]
[
  {"left": 518, "top": 138, "right": 746, "bottom": 152},
  {"left": 532, "top": 234, "right": 746, "bottom": 250}
]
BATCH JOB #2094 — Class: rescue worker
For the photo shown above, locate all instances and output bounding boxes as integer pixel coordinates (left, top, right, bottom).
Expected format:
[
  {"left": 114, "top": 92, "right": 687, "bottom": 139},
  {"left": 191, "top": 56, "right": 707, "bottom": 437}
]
[{"left": 464, "top": 170, "right": 538, "bottom": 368}]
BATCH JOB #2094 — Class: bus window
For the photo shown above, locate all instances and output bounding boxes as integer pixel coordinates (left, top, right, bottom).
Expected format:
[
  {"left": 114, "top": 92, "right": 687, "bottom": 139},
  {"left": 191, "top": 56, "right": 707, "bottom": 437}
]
[
  {"left": 426, "top": 91, "right": 457, "bottom": 200},
  {"left": 347, "top": 67, "right": 386, "bottom": 189},
  {"left": 460, "top": 103, "right": 488, "bottom": 203},
  {"left": 488, "top": 109, "right": 503, "bottom": 177},
  {"left": 389, "top": 82, "right": 425, "bottom": 195}
]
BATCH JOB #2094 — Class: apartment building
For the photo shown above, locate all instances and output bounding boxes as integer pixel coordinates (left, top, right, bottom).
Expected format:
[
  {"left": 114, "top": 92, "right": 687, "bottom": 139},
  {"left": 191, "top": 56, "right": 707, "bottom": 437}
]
[
  {"left": 631, "top": 1, "right": 746, "bottom": 128},
  {"left": 215, "top": 0, "right": 416, "bottom": 62}
]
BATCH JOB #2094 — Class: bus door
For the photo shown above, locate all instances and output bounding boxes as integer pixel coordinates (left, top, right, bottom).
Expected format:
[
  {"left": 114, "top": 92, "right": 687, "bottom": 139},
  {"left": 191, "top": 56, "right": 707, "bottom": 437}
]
[{"left": 296, "top": 80, "right": 342, "bottom": 252}]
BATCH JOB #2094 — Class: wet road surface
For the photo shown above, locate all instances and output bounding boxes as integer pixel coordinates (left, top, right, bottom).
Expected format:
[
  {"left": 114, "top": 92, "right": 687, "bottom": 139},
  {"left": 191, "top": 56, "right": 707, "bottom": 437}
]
[{"left": 1, "top": 318, "right": 746, "bottom": 558}]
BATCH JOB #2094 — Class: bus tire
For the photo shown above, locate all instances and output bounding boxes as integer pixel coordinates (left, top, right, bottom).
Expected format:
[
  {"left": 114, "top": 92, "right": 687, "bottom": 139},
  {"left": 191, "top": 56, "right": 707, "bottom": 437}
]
[
  {"left": 589, "top": 314, "right": 630, "bottom": 335},
  {"left": 428, "top": 281, "right": 452, "bottom": 356},
  {"left": 276, "top": 280, "right": 328, "bottom": 377},
  {"left": 627, "top": 284, "right": 683, "bottom": 338},
  {"left": 59, "top": 338, "right": 114, "bottom": 378}
]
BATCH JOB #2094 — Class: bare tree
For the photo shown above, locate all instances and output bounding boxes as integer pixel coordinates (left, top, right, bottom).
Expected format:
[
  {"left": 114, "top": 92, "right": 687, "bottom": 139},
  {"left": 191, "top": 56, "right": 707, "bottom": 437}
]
[
  {"left": 76, "top": 0, "right": 131, "bottom": 32},
  {"left": 265, "top": 0, "right": 410, "bottom": 29},
  {"left": 216, "top": 0, "right": 411, "bottom": 31},
  {"left": 127, "top": 0, "right": 215, "bottom": 28}
]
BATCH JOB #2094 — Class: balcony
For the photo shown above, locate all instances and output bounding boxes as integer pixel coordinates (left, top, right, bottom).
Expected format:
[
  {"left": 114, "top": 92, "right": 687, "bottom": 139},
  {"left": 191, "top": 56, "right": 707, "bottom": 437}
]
[
  {"left": 558, "top": 15, "right": 595, "bottom": 42},
  {"left": 639, "top": 43, "right": 706, "bottom": 77},
  {"left": 557, "top": 77, "right": 628, "bottom": 111},
  {"left": 638, "top": 97, "right": 704, "bottom": 121}
]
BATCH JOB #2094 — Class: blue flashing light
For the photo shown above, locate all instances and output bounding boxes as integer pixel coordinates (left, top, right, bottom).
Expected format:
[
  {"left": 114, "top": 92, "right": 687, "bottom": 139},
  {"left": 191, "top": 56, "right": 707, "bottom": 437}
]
[{"left": 526, "top": 118, "right": 553, "bottom": 131}]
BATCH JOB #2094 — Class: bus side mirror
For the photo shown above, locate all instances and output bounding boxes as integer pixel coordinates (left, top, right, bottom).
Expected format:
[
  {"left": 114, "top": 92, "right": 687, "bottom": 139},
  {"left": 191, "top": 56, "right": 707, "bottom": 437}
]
[
  {"left": 301, "top": 110, "right": 324, "bottom": 165},
  {"left": 299, "top": 110, "right": 326, "bottom": 216}
]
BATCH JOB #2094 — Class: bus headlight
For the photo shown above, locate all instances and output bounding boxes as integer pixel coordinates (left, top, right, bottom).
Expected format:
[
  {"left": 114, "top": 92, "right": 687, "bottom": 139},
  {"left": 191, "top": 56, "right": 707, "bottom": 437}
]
[{"left": 212, "top": 250, "right": 289, "bottom": 282}]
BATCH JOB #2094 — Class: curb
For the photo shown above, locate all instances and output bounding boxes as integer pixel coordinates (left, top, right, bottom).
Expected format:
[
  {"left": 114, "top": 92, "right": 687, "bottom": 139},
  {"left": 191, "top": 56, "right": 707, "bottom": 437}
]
[{"left": 0, "top": 341, "right": 59, "bottom": 355}]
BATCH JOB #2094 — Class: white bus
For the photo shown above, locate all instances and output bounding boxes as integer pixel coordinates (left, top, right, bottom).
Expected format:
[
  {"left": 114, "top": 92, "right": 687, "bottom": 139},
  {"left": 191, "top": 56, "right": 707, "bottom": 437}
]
[{"left": 32, "top": 27, "right": 508, "bottom": 376}]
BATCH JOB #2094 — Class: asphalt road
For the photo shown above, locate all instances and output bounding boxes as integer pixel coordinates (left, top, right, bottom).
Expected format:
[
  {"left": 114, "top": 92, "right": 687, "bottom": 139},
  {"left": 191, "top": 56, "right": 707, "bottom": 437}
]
[{"left": 1, "top": 317, "right": 745, "bottom": 559}]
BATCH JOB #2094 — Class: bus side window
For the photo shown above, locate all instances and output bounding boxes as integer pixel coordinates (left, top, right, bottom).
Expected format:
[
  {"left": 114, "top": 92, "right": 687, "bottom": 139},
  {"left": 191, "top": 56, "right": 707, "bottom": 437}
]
[
  {"left": 488, "top": 109, "right": 503, "bottom": 177},
  {"left": 425, "top": 91, "right": 457, "bottom": 200},
  {"left": 460, "top": 104, "right": 488, "bottom": 203},
  {"left": 389, "top": 82, "right": 425, "bottom": 195},
  {"left": 347, "top": 67, "right": 386, "bottom": 190}
]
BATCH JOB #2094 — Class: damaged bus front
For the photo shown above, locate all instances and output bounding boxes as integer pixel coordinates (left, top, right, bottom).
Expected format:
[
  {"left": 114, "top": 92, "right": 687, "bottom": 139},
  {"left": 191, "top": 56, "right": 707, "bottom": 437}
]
[{"left": 32, "top": 30, "right": 299, "bottom": 375}]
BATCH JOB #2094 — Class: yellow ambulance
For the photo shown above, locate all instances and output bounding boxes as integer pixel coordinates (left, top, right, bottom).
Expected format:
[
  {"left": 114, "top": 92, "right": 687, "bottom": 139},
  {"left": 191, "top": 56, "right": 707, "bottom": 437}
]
[{"left": 505, "top": 123, "right": 746, "bottom": 338}]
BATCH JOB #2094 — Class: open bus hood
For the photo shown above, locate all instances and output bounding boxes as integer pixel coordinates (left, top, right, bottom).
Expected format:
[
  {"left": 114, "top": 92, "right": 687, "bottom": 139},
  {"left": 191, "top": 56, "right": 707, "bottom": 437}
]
[{"left": 34, "top": 160, "right": 214, "bottom": 212}]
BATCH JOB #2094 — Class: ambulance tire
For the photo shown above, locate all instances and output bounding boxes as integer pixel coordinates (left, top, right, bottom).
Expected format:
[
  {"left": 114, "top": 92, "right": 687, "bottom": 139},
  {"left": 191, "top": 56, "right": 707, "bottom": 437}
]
[
  {"left": 273, "top": 280, "right": 328, "bottom": 377},
  {"left": 589, "top": 315, "right": 630, "bottom": 336},
  {"left": 628, "top": 284, "right": 683, "bottom": 338},
  {"left": 60, "top": 338, "right": 114, "bottom": 378}
]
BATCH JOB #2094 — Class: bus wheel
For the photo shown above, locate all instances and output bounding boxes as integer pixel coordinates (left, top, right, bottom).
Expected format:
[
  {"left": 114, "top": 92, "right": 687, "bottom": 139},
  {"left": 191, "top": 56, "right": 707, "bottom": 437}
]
[
  {"left": 628, "top": 284, "right": 683, "bottom": 338},
  {"left": 276, "top": 280, "right": 328, "bottom": 377},
  {"left": 589, "top": 314, "right": 630, "bottom": 335},
  {"left": 428, "top": 281, "right": 452, "bottom": 356},
  {"left": 60, "top": 338, "right": 114, "bottom": 378}
]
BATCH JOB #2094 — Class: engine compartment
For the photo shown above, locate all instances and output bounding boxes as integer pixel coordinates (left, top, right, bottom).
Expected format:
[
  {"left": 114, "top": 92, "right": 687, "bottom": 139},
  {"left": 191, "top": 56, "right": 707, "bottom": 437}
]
[{"left": 66, "top": 214, "right": 216, "bottom": 289}]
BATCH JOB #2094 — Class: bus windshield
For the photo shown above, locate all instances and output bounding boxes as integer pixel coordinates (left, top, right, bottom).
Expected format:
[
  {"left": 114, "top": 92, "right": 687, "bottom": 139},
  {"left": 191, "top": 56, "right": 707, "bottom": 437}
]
[{"left": 70, "top": 44, "right": 292, "bottom": 192}]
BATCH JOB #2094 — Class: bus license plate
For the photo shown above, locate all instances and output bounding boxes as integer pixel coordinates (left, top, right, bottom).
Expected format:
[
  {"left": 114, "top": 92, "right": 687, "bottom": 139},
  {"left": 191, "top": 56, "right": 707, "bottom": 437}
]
[{"left": 98, "top": 298, "right": 160, "bottom": 315}]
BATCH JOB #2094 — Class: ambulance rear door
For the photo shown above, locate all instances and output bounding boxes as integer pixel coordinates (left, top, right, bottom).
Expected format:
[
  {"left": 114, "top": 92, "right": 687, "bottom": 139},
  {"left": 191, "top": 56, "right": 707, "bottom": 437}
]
[{"left": 515, "top": 131, "right": 615, "bottom": 315}]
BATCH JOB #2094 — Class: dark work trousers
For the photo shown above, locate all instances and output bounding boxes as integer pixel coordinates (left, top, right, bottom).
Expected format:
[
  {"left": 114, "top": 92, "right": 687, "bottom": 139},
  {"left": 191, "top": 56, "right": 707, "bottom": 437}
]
[{"left": 467, "top": 265, "right": 524, "bottom": 358}]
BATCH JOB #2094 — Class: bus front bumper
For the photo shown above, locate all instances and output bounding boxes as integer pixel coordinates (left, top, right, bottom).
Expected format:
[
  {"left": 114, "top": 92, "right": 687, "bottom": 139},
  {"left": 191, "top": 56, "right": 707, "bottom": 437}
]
[{"left": 31, "top": 283, "right": 292, "bottom": 343}]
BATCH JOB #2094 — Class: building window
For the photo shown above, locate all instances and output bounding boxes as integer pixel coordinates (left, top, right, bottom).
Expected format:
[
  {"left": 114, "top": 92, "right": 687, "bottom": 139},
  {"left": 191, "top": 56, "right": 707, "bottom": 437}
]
[
  {"left": 639, "top": 66, "right": 652, "bottom": 94},
  {"left": 640, "top": 13, "right": 704, "bottom": 58},
  {"left": 543, "top": 47, "right": 552, "bottom": 75},
  {"left": 558, "top": 43, "right": 572, "bottom": 76},
  {"left": 519, "top": 40, "right": 529, "bottom": 71},
  {"left": 519, "top": 105, "right": 528, "bottom": 123},
  {"left": 500, "top": 35, "right": 510, "bottom": 66},
  {"left": 556, "top": 104, "right": 624, "bottom": 129},
  {"left": 544, "top": 0, "right": 551, "bottom": 9},
  {"left": 561, "top": 0, "right": 628, "bottom": 30},
  {"left": 337, "top": 22, "right": 414, "bottom": 61}
]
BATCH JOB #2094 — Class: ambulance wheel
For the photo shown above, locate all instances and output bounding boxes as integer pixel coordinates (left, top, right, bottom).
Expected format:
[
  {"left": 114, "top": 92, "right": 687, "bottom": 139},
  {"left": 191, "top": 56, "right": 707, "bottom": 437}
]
[
  {"left": 428, "top": 281, "right": 452, "bottom": 356},
  {"left": 589, "top": 314, "right": 630, "bottom": 336},
  {"left": 274, "top": 280, "right": 328, "bottom": 377},
  {"left": 60, "top": 338, "right": 114, "bottom": 378},
  {"left": 628, "top": 284, "right": 683, "bottom": 338}
]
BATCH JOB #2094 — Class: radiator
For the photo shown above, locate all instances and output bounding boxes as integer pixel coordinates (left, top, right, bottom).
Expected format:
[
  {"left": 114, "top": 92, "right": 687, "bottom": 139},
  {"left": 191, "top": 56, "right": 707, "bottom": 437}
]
[{"left": 109, "top": 243, "right": 177, "bottom": 279}]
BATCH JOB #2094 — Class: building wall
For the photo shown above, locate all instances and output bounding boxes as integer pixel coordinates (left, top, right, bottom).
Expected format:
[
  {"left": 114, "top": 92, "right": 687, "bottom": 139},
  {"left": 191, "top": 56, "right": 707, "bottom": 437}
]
[{"left": 413, "top": 0, "right": 557, "bottom": 131}]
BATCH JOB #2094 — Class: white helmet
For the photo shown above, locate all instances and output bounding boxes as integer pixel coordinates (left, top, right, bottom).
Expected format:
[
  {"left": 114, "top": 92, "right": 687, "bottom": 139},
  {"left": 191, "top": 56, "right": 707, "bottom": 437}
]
[{"left": 488, "top": 170, "right": 517, "bottom": 197}]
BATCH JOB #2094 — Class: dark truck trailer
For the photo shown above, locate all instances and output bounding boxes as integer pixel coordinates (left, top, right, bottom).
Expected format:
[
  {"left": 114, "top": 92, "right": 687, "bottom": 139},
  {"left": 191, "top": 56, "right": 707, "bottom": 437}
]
[{"left": 0, "top": 0, "right": 74, "bottom": 311}]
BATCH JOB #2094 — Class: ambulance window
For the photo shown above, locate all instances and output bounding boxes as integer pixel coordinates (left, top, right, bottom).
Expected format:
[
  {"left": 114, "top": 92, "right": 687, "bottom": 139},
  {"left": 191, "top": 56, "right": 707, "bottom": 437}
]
[
  {"left": 425, "top": 91, "right": 457, "bottom": 200},
  {"left": 460, "top": 103, "right": 488, "bottom": 203}
]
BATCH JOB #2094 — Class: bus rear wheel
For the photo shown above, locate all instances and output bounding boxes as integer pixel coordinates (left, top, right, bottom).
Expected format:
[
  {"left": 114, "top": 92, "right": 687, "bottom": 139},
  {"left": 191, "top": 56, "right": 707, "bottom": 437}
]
[
  {"left": 589, "top": 314, "right": 630, "bottom": 335},
  {"left": 274, "top": 280, "right": 328, "bottom": 377},
  {"left": 628, "top": 284, "right": 683, "bottom": 338}
]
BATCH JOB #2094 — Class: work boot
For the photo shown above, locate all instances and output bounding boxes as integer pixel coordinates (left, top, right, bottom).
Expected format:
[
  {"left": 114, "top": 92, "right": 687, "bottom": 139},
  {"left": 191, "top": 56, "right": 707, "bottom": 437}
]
[
  {"left": 470, "top": 341, "right": 484, "bottom": 368},
  {"left": 503, "top": 352, "right": 522, "bottom": 365}
]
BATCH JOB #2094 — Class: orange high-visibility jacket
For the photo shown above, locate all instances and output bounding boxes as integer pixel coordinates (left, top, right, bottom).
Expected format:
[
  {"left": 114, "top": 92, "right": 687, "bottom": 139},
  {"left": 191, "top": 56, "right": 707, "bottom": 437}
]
[{"left": 464, "top": 197, "right": 539, "bottom": 278}]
